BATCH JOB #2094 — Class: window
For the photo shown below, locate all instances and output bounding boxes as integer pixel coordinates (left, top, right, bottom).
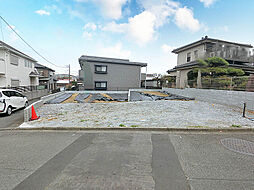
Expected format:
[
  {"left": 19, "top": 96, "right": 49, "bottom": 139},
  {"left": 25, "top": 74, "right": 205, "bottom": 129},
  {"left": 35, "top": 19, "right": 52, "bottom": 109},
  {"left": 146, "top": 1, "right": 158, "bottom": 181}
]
[
  {"left": 194, "top": 50, "right": 198, "bottom": 59},
  {"left": 10, "top": 54, "right": 19, "bottom": 66},
  {"left": 9, "top": 91, "right": 16, "bottom": 97},
  {"left": 25, "top": 60, "right": 33, "bottom": 68},
  {"left": 14, "top": 92, "right": 23, "bottom": 97},
  {"left": 95, "top": 81, "right": 107, "bottom": 90},
  {"left": 187, "top": 52, "right": 191, "bottom": 62},
  {"left": 2, "top": 91, "right": 11, "bottom": 97},
  {"left": 95, "top": 65, "right": 107, "bottom": 74}
]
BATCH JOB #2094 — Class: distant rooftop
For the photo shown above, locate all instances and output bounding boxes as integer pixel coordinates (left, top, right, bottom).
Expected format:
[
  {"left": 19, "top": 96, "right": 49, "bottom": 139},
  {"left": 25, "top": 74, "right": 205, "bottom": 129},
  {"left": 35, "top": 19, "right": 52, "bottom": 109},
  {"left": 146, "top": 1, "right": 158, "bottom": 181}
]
[
  {"left": 172, "top": 36, "right": 253, "bottom": 54},
  {"left": 79, "top": 55, "right": 147, "bottom": 67},
  {"left": 34, "top": 62, "right": 55, "bottom": 72},
  {"left": 0, "top": 40, "right": 37, "bottom": 62}
]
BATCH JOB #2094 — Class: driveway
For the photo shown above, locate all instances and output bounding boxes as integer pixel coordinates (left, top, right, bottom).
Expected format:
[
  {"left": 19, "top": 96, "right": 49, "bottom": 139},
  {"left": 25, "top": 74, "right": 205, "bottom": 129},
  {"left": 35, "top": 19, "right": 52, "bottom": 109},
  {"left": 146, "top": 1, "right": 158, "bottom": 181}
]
[{"left": 0, "top": 98, "right": 40, "bottom": 129}]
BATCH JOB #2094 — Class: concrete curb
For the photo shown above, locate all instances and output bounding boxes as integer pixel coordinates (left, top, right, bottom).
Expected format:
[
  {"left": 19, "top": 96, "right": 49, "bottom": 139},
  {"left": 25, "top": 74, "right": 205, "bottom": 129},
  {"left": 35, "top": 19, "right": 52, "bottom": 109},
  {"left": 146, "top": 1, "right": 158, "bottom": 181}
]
[
  {"left": 0, "top": 128, "right": 18, "bottom": 131},
  {"left": 15, "top": 127, "right": 254, "bottom": 132},
  {"left": 24, "top": 92, "right": 65, "bottom": 122}
]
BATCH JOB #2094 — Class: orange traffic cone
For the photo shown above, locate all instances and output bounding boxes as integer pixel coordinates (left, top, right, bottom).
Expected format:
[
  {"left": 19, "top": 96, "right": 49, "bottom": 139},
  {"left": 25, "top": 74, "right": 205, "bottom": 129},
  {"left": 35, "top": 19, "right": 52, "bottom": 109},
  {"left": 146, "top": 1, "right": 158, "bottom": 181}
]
[{"left": 30, "top": 105, "right": 40, "bottom": 121}]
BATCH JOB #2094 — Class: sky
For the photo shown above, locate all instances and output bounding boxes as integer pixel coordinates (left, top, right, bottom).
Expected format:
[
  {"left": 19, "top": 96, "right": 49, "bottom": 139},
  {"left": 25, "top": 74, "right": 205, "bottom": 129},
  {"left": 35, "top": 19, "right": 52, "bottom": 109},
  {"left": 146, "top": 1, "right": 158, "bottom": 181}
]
[{"left": 0, "top": 0, "right": 253, "bottom": 75}]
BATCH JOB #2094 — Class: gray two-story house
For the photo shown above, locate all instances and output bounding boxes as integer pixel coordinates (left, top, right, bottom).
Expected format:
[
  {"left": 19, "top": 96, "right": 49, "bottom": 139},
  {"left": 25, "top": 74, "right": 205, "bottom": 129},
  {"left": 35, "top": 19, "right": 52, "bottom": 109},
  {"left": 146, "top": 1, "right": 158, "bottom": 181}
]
[
  {"left": 79, "top": 55, "right": 147, "bottom": 90},
  {"left": 168, "top": 36, "right": 254, "bottom": 88}
]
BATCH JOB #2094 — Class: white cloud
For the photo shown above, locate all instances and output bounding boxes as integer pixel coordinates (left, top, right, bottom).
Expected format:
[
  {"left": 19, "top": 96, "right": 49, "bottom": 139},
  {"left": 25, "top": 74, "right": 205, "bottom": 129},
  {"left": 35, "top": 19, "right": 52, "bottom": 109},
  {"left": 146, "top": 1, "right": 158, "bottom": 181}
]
[
  {"left": 82, "top": 31, "right": 93, "bottom": 39},
  {"left": 98, "top": 42, "right": 131, "bottom": 59},
  {"left": 161, "top": 44, "right": 174, "bottom": 53},
  {"left": 103, "top": 11, "right": 156, "bottom": 45},
  {"left": 138, "top": 0, "right": 178, "bottom": 28},
  {"left": 67, "top": 7, "right": 86, "bottom": 21},
  {"left": 82, "top": 22, "right": 97, "bottom": 39},
  {"left": 98, "top": 0, "right": 128, "bottom": 20},
  {"left": 103, "top": 0, "right": 201, "bottom": 45},
  {"left": 35, "top": 10, "right": 51, "bottom": 16},
  {"left": 84, "top": 22, "right": 97, "bottom": 31},
  {"left": 199, "top": 0, "right": 217, "bottom": 7},
  {"left": 45, "top": 4, "right": 62, "bottom": 14},
  {"left": 128, "top": 11, "right": 156, "bottom": 45},
  {"left": 74, "top": 0, "right": 128, "bottom": 20},
  {"left": 174, "top": 7, "right": 200, "bottom": 32},
  {"left": 103, "top": 21, "right": 127, "bottom": 33}
]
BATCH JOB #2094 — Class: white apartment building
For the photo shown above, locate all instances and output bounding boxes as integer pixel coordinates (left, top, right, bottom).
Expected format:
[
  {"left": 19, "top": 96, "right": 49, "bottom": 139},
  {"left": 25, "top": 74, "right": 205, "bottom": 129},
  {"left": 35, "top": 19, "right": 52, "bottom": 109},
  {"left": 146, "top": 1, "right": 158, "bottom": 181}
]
[{"left": 0, "top": 41, "right": 39, "bottom": 88}]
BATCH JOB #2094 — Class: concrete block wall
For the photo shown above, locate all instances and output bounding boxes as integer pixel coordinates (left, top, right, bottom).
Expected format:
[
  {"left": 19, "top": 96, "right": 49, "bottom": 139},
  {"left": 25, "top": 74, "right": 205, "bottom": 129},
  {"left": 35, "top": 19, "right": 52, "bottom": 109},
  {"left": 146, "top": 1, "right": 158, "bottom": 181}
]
[
  {"left": 24, "top": 100, "right": 43, "bottom": 122},
  {"left": 23, "top": 89, "right": 49, "bottom": 101},
  {"left": 163, "top": 88, "right": 254, "bottom": 111},
  {"left": 24, "top": 91, "right": 65, "bottom": 122}
]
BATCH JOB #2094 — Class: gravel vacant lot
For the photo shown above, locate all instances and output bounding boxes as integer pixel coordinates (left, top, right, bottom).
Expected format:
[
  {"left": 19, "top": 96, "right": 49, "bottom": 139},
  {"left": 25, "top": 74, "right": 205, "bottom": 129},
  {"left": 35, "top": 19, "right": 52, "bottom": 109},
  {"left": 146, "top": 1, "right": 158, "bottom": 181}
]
[{"left": 21, "top": 100, "right": 254, "bottom": 129}]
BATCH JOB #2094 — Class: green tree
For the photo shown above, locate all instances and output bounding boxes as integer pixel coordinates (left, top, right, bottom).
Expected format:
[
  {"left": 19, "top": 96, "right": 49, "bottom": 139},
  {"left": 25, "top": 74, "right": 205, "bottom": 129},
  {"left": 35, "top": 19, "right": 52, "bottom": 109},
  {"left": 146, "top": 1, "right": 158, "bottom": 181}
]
[
  {"left": 227, "top": 67, "right": 245, "bottom": 76},
  {"left": 206, "top": 57, "right": 229, "bottom": 67}
]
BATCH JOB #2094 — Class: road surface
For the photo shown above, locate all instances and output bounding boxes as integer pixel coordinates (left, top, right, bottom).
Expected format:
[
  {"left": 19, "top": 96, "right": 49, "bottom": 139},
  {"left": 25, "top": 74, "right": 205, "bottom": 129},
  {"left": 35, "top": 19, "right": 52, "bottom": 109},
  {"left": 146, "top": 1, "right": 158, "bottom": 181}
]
[
  {"left": 0, "top": 98, "right": 40, "bottom": 129},
  {"left": 0, "top": 131, "right": 253, "bottom": 190}
]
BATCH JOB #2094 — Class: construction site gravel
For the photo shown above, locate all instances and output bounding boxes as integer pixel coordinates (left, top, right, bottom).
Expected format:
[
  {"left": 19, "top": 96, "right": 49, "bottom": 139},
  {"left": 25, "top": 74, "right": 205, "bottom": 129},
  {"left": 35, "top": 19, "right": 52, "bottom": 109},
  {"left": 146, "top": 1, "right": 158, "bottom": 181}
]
[{"left": 22, "top": 99, "right": 254, "bottom": 129}]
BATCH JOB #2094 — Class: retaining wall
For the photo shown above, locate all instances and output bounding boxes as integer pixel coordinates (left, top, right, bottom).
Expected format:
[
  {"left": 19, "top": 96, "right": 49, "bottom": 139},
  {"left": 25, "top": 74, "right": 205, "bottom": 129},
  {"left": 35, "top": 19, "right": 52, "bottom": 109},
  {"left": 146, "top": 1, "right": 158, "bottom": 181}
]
[
  {"left": 24, "top": 91, "right": 65, "bottom": 122},
  {"left": 163, "top": 88, "right": 254, "bottom": 111},
  {"left": 23, "top": 89, "right": 49, "bottom": 101}
]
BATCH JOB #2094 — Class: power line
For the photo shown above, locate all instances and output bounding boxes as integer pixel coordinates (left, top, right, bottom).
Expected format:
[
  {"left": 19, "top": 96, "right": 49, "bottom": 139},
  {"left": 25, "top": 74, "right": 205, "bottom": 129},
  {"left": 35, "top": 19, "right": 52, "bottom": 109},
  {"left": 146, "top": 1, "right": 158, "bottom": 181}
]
[
  {"left": 0, "top": 17, "right": 4, "bottom": 41},
  {"left": 0, "top": 15, "right": 67, "bottom": 69}
]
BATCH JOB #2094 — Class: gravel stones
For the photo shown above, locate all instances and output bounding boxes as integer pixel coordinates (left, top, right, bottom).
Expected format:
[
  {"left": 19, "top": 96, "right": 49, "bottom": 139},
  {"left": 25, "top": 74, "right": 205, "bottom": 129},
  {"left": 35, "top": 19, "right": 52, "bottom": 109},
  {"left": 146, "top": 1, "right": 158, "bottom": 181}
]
[{"left": 28, "top": 100, "right": 254, "bottom": 129}]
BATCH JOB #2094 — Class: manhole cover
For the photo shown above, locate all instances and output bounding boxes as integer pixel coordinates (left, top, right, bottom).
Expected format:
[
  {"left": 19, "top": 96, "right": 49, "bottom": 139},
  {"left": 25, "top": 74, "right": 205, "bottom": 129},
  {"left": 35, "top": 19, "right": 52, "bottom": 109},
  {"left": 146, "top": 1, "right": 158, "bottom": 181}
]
[{"left": 221, "top": 138, "right": 254, "bottom": 156}]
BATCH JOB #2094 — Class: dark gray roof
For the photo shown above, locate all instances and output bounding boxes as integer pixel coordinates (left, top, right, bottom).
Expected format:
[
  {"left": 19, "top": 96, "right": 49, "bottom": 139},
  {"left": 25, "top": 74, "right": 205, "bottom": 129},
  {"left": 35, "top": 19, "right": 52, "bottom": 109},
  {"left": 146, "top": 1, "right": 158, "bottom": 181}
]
[
  {"left": 79, "top": 55, "right": 147, "bottom": 67},
  {"left": 0, "top": 40, "right": 37, "bottom": 62},
  {"left": 167, "top": 62, "right": 254, "bottom": 73},
  {"left": 34, "top": 62, "right": 55, "bottom": 72},
  {"left": 29, "top": 71, "right": 39, "bottom": 77},
  {"left": 172, "top": 36, "right": 253, "bottom": 54}
]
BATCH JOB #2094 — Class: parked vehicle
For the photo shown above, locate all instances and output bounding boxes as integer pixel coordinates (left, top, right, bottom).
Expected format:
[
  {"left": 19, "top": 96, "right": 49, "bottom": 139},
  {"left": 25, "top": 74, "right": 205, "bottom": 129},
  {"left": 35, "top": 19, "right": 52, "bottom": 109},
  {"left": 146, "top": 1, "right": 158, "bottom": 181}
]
[{"left": 0, "top": 89, "right": 28, "bottom": 116}]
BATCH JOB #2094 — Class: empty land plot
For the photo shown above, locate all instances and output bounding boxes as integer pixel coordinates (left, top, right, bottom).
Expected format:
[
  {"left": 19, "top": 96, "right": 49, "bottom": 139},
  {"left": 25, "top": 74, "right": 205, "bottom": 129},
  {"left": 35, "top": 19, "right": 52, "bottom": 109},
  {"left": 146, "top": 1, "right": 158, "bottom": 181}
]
[{"left": 25, "top": 100, "right": 254, "bottom": 129}]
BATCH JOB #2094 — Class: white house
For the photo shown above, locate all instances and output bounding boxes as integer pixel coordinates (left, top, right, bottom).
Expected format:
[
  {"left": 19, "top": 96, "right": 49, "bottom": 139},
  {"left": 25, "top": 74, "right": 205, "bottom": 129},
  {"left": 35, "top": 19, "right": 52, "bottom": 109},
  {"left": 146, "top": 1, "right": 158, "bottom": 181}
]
[{"left": 0, "top": 40, "right": 39, "bottom": 88}]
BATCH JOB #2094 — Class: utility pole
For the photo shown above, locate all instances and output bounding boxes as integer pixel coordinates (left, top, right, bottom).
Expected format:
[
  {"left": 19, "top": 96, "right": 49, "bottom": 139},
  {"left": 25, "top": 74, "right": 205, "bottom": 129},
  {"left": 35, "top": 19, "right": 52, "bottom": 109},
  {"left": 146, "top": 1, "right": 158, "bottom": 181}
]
[{"left": 68, "top": 64, "right": 71, "bottom": 85}]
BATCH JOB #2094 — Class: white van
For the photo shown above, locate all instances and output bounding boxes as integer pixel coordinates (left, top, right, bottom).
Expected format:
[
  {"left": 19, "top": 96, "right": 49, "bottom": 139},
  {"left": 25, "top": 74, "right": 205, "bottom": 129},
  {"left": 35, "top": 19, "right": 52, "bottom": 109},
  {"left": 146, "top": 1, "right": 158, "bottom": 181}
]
[{"left": 0, "top": 89, "right": 28, "bottom": 116}]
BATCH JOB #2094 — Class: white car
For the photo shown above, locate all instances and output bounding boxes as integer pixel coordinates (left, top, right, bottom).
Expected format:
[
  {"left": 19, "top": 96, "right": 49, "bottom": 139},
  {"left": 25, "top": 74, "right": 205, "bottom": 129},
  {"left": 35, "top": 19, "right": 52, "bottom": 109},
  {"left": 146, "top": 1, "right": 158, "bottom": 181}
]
[{"left": 0, "top": 89, "right": 29, "bottom": 116}]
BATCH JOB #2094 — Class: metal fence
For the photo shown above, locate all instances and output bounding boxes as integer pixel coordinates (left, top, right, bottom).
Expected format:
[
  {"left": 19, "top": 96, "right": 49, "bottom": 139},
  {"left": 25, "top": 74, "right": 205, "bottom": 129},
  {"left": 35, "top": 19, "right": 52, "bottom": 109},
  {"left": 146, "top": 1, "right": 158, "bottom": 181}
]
[
  {"left": 0, "top": 85, "right": 48, "bottom": 93},
  {"left": 188, "top": 76, "right": 254, "bottom": 91}
]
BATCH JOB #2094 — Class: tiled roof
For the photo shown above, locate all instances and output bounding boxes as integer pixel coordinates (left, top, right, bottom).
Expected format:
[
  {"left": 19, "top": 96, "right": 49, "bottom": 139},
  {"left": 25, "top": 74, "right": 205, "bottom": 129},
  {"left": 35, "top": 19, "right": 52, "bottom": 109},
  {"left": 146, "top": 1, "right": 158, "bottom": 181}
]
[{"left": 172, "top": 37, "right": 253, "bottom": 54}]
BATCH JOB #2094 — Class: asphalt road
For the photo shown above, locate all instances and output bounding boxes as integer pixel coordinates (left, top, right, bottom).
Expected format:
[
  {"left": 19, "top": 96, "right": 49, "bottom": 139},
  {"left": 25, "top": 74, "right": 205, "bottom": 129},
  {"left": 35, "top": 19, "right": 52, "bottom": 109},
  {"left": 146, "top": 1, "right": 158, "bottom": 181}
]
[
  {"left": 0, "top": 98, "right": 40, "bottom": 129},
  {"left": 0, "top": 131, "right": 254, "bottom": 190}
]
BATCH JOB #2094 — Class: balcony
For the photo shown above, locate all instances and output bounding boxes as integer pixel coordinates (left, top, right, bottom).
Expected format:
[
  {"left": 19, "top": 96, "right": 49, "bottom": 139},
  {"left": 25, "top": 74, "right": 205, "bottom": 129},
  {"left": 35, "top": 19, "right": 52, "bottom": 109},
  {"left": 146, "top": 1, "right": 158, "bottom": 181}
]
[{"left": 205, "top": 42, "right": 254, "bottom": 63}]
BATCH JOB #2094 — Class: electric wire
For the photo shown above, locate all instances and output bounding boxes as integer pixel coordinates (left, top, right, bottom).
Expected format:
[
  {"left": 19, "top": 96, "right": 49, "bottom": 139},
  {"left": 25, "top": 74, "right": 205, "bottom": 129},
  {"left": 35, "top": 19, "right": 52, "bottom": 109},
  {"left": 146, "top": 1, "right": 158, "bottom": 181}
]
[{"left": 0, "top": 15, "right": 67, "bottom": 69}]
